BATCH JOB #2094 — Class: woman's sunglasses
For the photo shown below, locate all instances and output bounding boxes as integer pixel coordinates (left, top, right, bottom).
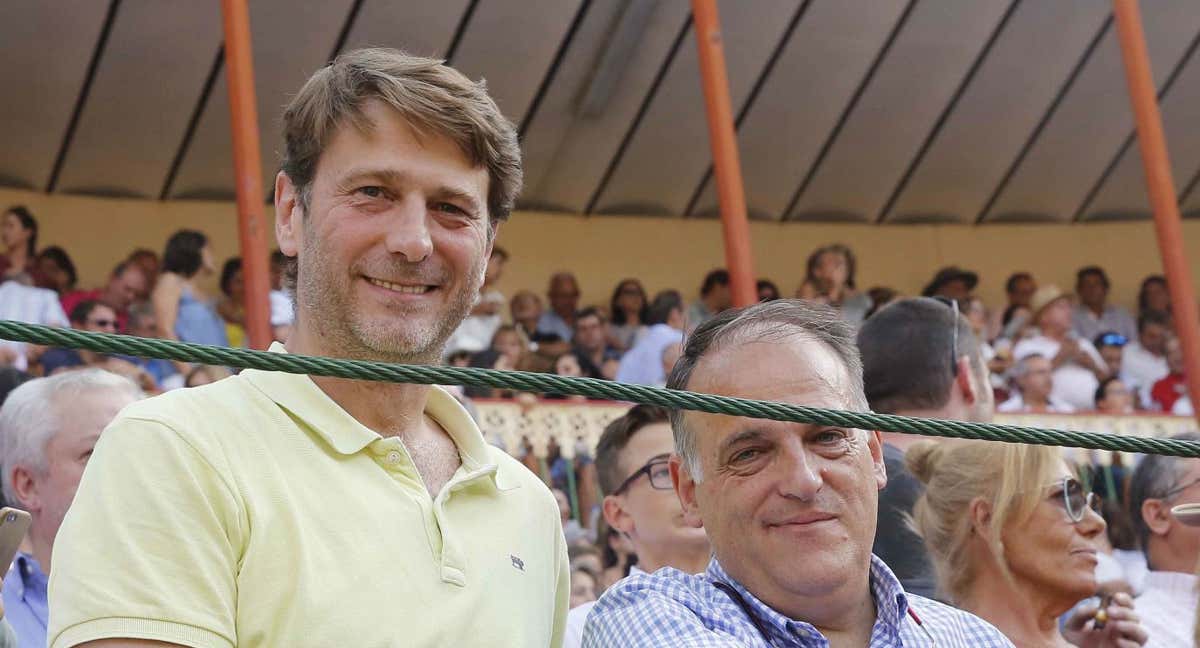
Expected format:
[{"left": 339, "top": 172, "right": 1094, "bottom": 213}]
[{"left": 1049, "top": 477, "right": 1100, "bottom": 523}]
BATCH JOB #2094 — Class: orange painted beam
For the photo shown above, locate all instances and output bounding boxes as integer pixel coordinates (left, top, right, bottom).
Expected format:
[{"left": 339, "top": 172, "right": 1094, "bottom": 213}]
[
  {"left": 1113, "top": 0, "right": 1200, "bottom": 424},
  {"left": 220, "top": 0, "right": 272, "bottom": 349},
  {"left": 691, "top": 0, "right": 757, "bottom": 307}
]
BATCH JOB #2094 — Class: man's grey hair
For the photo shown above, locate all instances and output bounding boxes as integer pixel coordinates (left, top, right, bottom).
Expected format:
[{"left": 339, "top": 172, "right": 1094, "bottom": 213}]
[
  {"left": 666, "top": 299, "right": 868, "bottom": 481},
  {"left": 0, "top": 369, "right": 142, "bottom": 504},
  {"left": 1128, "top": 431, "right": 1200, "bottom": 563}
]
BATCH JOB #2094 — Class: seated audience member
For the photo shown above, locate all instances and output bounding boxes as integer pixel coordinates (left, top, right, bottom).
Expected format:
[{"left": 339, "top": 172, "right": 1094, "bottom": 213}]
[
  {"left": 597, "top": 521, "right": 636, "bottom": 591},
  {"left": 0, "top": 206, "right": 38, "bottom": 281},
  {"left": 564, "top": 405, "right": 711, "bottom": 648},
  {"left": 857, "top": 298, "right": 994, "bottom": 599},
  {"left": 33, "top": 247, "right": 76, "bottom": 295},
  {"left": 687, "top": 269, "right": 732, "bottom": 332},
  {"left": 465, "top": 325, "right": 526, "bottom": 398},
  {"left": 0, "top": 370, "right": 143, "bottom": 648},
  {"left": 446, "top": 246, "right": 508, "bottom": 356},
  {"left": 1095, "top": 377, "right": 1135, "bottom": 415},
  {"left": 511, "top": 290, "right": 568, "bottom": 355},
  {"left": 60, "top": 261, "right": 146, "bottom": 333},
  {"left": 1122, "top": 311, "right": 1171, "bottom": 407},
  {"left": 570, "top": 568, "right": 598, "bottom": 610},
  {"left": 152, "top": 229, "right": 227, "bottom": 347},
  {"left": 573, "top": 308, "right": 619, "bottom": 381},
  {"left": 39, "top": 302, "right": 154, "bottom": 392},
  {"left": 267, "top": 249, "right": 294, "bottom": 341},
  {"left": 0, "top": 280, "right": 68, "bottom": 371},
  {"left": 863, "top": 287, "right": 898, "bottom": 320},
  {"left": 1013, "top": 286, "right": 1107, "bottom": 411},
  {"left": 1094, "top": 331, "right": 1129, "bottom": 382},
  {"left": 756, "top": 279, "right": 780, "bottom": 302},
  {"left": 997, "top": 353, "right": 1075, "bottom": 413},
  {"left": 1150, "top": 337, "right": 1187, "bottom": 413},
  {"left": 183, "top": 364, "right": 231, "bottom": 388},
  {"left": 551, "top": 353, "right": 588, "bottom": 403},
  {"left": 569, "top": 545, "right": 605, "bottom": 580},
  {"left": 1072, "top": 266, "right": 1136, "bottom": 342},
  {"left": 126, "top": 248, "right": 160, "bottom": 300},
  {"left": 608, "top": 279, "right": 648, "bottom": 352},
  {"left": 554, "top": 487, "right": 588, "bottom": 546},
  {"left": 993, "top": 272, "right": 1037, "bottom": 338},
  {"left": 962, "top": 296, "right": 1009, "bottom": 382},
  {"left": 216, "top": 257, "right": 246, "bottom": 348},
  {"left": 585, "top": 300, "right": 1011, "bottom": 646},
  {"left": 1128, "top": 433, "right": 1200, "bottom": 647},
  {"left": 921, "top": 266, "right": 978, "bottom": 302},
  {"left": 118, "top": 302, "right": 182, "bottom": 391},
  {"left": 797, "top": 244, "right": 872, "bottom": 326},
  {"left": 1137, "top": 275, "right": 1170, "bottom": 320},
  {"left": 615, "top": 291, "right": 685, "bottom": 386},
  {"left": 908, "top": 440, "right": 1146, "bottom": 647},
  {"left": 539, "top": 272, "right": 581, "bottom": 342}
]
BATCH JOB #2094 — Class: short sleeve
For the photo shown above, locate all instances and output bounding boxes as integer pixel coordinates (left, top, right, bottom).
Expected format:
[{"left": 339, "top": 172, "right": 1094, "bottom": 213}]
[{"left": 48, "top": 415, "right": 244, "bottom": 648}]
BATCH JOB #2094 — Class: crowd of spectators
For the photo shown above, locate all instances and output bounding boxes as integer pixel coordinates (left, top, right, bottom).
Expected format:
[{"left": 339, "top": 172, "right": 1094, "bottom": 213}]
[{"left": 2, "top": 201, "right": 1187, "bottom": 423}]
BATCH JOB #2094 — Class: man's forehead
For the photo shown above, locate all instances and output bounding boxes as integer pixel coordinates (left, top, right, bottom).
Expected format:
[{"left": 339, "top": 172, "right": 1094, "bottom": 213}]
[
  {"left": 686, "top": 334, "right": 852, "bottom": 407},
  {"left": 619, "top": 422, "right": 674, "bottom": 471}
]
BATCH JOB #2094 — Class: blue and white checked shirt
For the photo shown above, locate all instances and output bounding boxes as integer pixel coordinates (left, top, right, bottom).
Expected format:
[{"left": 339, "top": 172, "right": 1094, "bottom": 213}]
[{"left": 582, "top": 555, "right": 1013, "bottom": 647}]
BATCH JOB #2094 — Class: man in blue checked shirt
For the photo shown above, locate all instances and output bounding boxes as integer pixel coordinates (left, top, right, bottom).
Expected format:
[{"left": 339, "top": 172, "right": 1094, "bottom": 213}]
[{"left": 583, "top": 300, "right": 1013, "bottom": 647}]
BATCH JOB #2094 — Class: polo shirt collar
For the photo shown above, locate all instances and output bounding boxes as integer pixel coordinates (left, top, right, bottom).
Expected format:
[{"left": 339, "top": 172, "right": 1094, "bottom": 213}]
[{"left": 241, "top": 343, "right": 495, "bottom": 472}]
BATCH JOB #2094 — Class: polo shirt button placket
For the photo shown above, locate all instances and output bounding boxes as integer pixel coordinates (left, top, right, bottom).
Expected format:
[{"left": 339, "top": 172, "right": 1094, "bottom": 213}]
[{"left": 385, "top": 450, "right": 403, "bottom": 466}]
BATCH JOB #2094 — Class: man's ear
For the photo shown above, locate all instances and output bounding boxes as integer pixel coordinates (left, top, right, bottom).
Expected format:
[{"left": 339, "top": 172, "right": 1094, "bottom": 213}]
[
  {"left": 601, "top": 494, "right": 634, "bottom": 537},
  {"left": 1142, "top": 498, "right": 1171, "bottom": 537},
  {"left": 670, "top": 454, "right": 704, "bottom": 529},
  {"left": 955, "top": 357, "right": 978, "bottom": 405},
  {"left": 866, "top": 430, "right": 887, "bottom": 490},
  {"left": 10, "top": 465, "right": 40, "bottom": 514},
  {"left": 275, "top": 171, "right": 302, "bottom": 259}
]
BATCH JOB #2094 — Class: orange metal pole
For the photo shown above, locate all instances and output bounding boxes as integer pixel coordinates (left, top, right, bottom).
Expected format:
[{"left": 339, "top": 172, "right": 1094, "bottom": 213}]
[
  {"left": 220, "top": 0, "right": 272, "bottom": 349},
  {"left": 1113, "top": 0, "right": 1200, "bottom": 423},
  {"left": 691, "top": 0, "right": 757, "bottom": 307}
]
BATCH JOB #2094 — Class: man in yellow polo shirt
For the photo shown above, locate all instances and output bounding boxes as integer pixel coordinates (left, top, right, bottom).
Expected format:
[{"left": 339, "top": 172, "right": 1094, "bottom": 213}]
[{"left": 48, "top": 48, "right": 568, "bottom": 648}]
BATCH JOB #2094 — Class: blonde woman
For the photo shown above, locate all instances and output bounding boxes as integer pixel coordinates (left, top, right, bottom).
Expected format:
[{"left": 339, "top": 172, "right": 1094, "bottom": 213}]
[{"left": 908, "top": 440, "right": 1148, "bottom": 647}]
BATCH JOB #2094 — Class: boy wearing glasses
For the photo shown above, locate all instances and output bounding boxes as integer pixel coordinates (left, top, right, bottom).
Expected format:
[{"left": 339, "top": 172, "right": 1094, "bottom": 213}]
[{"left": 562, "top": 405, "right": 710, "bottom": 648}]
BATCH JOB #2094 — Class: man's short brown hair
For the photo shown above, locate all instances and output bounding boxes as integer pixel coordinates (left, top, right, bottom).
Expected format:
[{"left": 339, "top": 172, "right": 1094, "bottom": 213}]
[
  {"left": 595, "top": 405, "right": 671, "bottom": 496},
  {"left": 281, "top": 47, "right": 522, "bottom": 226}
]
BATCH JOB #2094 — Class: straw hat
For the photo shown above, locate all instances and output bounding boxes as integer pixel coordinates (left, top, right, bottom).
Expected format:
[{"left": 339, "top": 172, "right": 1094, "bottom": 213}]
[{"left": 1029, "top": 284, "right": 1071, "bottom": 321}]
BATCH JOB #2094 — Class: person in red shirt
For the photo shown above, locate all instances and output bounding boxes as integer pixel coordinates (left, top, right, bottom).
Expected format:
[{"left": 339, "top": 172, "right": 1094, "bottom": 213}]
[
  {"left": 1151, "top": 336, "right": 1187, "bottom": 412},
  {"left": 59, "top": 261, "right": 146, "bottom": 333}
]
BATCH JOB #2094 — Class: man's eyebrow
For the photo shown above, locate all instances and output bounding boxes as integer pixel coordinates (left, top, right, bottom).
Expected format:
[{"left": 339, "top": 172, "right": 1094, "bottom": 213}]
[
  {"left": 717, "top": 429, "right": 769, "bottom": 455},
  {"left": 337, "top": 166, "right": 405, "bottom": 187}
]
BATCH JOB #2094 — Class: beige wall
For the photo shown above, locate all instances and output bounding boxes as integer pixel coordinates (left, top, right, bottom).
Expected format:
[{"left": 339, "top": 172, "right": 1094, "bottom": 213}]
[{"left": 8, "top": 186, "right": 1199, "bottom": 312}]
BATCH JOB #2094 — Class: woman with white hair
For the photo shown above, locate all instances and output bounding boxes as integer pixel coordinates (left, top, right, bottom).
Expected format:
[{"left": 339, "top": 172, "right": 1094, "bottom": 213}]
[{"left": 908, "top": 439, "right": 1148, "bottom": 647}]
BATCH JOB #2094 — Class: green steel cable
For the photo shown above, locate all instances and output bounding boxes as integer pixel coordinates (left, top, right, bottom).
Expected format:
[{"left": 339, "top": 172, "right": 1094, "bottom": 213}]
[{"left": 2, "top": 320, "right": 1198, "bottom": 458}]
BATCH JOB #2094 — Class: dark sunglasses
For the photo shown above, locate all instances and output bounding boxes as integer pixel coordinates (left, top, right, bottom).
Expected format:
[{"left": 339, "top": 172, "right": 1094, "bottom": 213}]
[
  {"left": 611, "top": 453, "right": 673, "bottom": 495},
  {"left": 1049, "top": 477, "right": 1100, "bottom": 523},
  {"left": 87, "top": 319, "right": 118, "bottom": 329},
  {"left": 930, "top": 297, "right": 960, "bottom": 377}
]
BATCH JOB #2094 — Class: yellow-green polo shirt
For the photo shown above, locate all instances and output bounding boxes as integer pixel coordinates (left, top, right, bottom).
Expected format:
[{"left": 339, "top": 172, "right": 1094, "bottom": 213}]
[{"left": 48, "top": 345, "right": 569, "bottom": 648}]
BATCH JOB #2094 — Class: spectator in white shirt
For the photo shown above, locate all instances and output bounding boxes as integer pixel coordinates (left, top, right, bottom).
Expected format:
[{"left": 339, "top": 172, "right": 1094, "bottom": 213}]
[
  {"left": 563, "top": 405, "right": 710, "bottom": 648},
  {"left": 1127, "top": 433, "right": 1200, "bottom": 647},
  {"left": 445, "top": 246, "right": 508, "bottom": 356},
  {"left": 0, "top": 281, "right": 68, "bottom": 371},
  {"left": 615, "top": 291, "right": 685, "bottom": 386},
  {"left": 997, "top": 353, "right": 1075, "bottom": 414},
  {"left": 1072, "top": 266, "right": 1136, "bottom": 342},
  {"left": 1013, "top": 286, "right": 1108, "bottom": 411},
  {"left": 1122, "top": 311, "right": 1171, "bottom": 408}
]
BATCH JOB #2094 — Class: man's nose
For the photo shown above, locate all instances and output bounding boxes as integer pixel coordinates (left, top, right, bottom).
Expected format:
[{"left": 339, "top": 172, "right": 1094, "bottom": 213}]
[
  {"left": 775, "top": 444, "right": 824, "bottom": 501},
  {"left": 384, "top": 195, "right": 433, "bottom": 263}
]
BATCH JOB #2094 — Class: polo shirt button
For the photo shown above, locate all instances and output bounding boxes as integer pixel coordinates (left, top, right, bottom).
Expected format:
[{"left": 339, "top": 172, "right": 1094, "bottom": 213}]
[{"left": 386, "top": 451, "right": 402, "bottom": 465}]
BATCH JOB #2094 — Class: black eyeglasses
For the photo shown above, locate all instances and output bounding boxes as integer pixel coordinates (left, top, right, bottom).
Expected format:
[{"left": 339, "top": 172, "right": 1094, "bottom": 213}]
[
  {"left": 930, "top": 297, "right": 960, "bottom": 377},
  {"left": 1048, "top": 477, "right": 1100, "bottom": 523},
  {"left": 611, "top": 453, "right": 673, "bottom": 495}
]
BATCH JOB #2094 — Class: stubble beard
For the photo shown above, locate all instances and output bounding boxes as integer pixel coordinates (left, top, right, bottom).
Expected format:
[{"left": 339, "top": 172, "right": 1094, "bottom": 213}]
[{"left": 296, "top": 233, "right": 483, "bottom": 365}]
